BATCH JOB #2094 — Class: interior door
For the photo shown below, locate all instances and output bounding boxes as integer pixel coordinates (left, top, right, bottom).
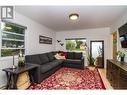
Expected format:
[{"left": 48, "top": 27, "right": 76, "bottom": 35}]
[{"left": 90, "top": 40, "right": 104, "bottom": 68}]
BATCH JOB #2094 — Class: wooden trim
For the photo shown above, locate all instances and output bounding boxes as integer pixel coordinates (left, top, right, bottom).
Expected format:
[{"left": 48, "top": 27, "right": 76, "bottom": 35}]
[{"left": 112, "top": 31, "right": 117, "bottom": 60}]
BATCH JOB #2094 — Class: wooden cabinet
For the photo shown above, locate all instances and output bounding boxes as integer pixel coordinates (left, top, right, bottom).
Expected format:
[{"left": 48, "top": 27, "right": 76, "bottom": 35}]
[
  {"left": 111, "top": 63, "right": 119, "bottom": 89},
  {"left": 106, "top": 60, "right": 112, "bottom": 83},
  {"left": 119, "top": 69, "right": 127, "bottom": 89},
  {"left": 107, "top": 59, "right": 127, "bottom": 89}
]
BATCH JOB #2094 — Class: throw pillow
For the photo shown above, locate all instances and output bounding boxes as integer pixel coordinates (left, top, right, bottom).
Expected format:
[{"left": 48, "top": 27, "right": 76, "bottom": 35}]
[
  {"left": 54, "top": 53, "right": 66, "bottom": 59},
  {"left": 60, "top": 52, "right": 67, "bottom": 58}
]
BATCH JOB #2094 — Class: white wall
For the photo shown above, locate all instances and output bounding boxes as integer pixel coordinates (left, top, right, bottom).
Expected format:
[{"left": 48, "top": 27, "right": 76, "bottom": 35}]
[
  {"left": 0, "top": 11, "right": 55, "bottom": 87},
  {"left": 12, "top": 12, "right": 56, "bottom": 55},
  {"left": 55, "top": 27, "right": 112, "bottom": 68},
  {"left": 110, "top": 11, "right": 127, "bottom": 62}
]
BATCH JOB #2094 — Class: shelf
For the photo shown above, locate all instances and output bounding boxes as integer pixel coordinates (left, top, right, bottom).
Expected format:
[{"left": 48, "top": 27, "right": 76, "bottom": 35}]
[
  {"left": 2, "top": 31, "right": 24, "bottom": 36},
  {"left": 1, "top": 48, "right": 25, "bottom": 49},
  {"left": 2, "top": 38, "right": 24, "bottom": 42}
]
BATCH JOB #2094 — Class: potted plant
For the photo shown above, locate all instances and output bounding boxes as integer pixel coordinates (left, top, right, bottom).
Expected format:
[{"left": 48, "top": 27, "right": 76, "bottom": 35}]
[
  {"left": 18, "top": 50, "right": 25, "bottom": 67},
  {"left": 87, "top": 51, "right": 95, "bottom": 66},
  {"left": 18, "top": 60, "right": 25, "bottom": 67},
  {"left": 116, "top": 51, "right": 125, "bottom": 62}
]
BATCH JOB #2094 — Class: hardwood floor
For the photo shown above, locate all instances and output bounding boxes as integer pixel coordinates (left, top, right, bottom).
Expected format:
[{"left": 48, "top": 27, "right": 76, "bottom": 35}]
[
  {"left": 88, "top": 66, "right": 113, "bottom": 89},
  {"left": 98, "top": 68, "right": 113, "bottom": 89}
]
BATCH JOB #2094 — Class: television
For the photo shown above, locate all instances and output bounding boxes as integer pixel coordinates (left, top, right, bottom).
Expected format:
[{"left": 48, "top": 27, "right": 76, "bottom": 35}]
[{"left": 118, "top": 23, "right": 127, "bottom": 48}]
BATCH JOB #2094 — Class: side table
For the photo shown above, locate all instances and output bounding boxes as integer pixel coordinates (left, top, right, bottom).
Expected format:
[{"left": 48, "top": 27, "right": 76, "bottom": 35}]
[{"left": 2, "top": 63, "right": 38, "bottom": 89}]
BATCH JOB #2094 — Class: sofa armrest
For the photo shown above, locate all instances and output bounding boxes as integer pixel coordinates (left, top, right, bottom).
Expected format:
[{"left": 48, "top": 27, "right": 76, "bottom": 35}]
[
  {"left": 26, "top": 63, "right": 41, "bottom": 83},
  {"left": 81, "top": 56, "right": 85, "bottom": 67}
]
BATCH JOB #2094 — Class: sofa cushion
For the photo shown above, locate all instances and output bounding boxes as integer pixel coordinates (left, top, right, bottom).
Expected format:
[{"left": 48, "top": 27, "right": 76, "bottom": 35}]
[
  {"left": 64, "top": 59, "right": 82, "bottom": 64},
  {"left": 47, "top": 52, "right": 55, "bottom": 61},
  {"left": 52, "top": 59, "right": 63, "bottom": 64},
  {"left": 49, "top": 60, "right": 62, "bottom": 68},
  {"left": 39, "top": 53, "right": 49, "bottom": 64},
  {"left": 40, "top": 63, "right": 53, "bottom": 73},
  {"left": 67, "top": 52, "right": 74, "bottom": 59},
  {"left": 40, "top": 60, "right": 62, "bottom": 73},
  {"left": 25, "top": 55, "right": 42, "bottom": 65},
  {"left": 74, "top": 52, "right": 82, "bottom": 59}
]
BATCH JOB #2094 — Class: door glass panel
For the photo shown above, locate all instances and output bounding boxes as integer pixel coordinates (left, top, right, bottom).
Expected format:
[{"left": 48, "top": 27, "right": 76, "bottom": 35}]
[
  {"left": 91, "top": 42, "right": 102, "bottom": 59},
  {"left": 91, "top": 41, "right": 104, "bottom": 68}
]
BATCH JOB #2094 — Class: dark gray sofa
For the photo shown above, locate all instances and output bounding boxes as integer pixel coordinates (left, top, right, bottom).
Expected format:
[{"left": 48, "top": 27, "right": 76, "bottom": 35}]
[
  {"left": 63, "top": 52, "right": 84, "bottom": 69},
  {"left": 25, "top": 51, "right": 84, "bottom": 83}
]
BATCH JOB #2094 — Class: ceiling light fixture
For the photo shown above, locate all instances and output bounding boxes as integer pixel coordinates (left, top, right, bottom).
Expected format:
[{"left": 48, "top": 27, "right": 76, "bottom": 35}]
[{"left": 69, "top": 13, "right": 79, "bottom": 20}]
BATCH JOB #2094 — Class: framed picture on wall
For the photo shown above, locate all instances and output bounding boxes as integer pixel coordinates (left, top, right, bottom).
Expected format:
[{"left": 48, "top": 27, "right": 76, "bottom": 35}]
[{"left": 39, "top": 35, "right": 52, "bottom": 44}]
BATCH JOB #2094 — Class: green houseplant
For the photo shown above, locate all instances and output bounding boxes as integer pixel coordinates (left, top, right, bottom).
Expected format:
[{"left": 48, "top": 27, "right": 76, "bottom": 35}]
[
  {"left": 87, "top": 51, "right": 95, "bottom": 66},
  {"left": 18, "top": 50, "right": 25, "bottom": 67},
  {"left": 18, "top": 60, "right": 25, "bottom": 67},
  {"left": 116, "top": 51, "right": 125, "bottom": 62}
]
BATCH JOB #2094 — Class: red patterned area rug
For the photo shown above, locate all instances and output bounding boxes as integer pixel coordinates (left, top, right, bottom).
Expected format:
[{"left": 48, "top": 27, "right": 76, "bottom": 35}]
[{"left": 30, "top": 67, "right": 106, "bottom": 90}]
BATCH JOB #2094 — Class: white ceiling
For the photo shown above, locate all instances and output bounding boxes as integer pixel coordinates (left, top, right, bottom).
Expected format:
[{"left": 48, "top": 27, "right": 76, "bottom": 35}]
[{"left": 15, "top": 6, "right": 127, "bottom": 31}]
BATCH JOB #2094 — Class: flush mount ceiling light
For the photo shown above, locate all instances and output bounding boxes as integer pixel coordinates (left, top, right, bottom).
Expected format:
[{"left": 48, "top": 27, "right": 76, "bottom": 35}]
[{"left": 69, "top": 13, "right": 79, "bottom": 20}]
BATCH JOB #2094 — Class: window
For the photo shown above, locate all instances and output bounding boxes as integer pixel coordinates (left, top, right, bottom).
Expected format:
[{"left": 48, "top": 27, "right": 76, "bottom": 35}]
[
  {"left": 66, "top": 38, "right": 87, "bottom": 52},
  {"left": 0, "top": 21, "right": 26, "bottom": 57}
]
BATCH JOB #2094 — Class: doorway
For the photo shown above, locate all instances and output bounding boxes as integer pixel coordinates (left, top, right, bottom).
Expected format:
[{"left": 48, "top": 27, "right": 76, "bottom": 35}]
[{"left": 90, "top": 40, "right": 104, "bottom": 68}]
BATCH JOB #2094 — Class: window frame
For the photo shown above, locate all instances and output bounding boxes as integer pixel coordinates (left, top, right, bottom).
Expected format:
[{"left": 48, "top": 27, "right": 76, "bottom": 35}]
[
  {"left": 0, "top": 20, "right": 27, "bottom": 58},
  {"left": 65, "top": 38, "right": 87, "bottom": 52}
]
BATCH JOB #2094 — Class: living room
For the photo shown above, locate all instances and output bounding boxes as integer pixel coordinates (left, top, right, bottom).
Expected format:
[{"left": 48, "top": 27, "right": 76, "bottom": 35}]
[{"left": 0, "top": 3, "right": 127, "bottom": 93}]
